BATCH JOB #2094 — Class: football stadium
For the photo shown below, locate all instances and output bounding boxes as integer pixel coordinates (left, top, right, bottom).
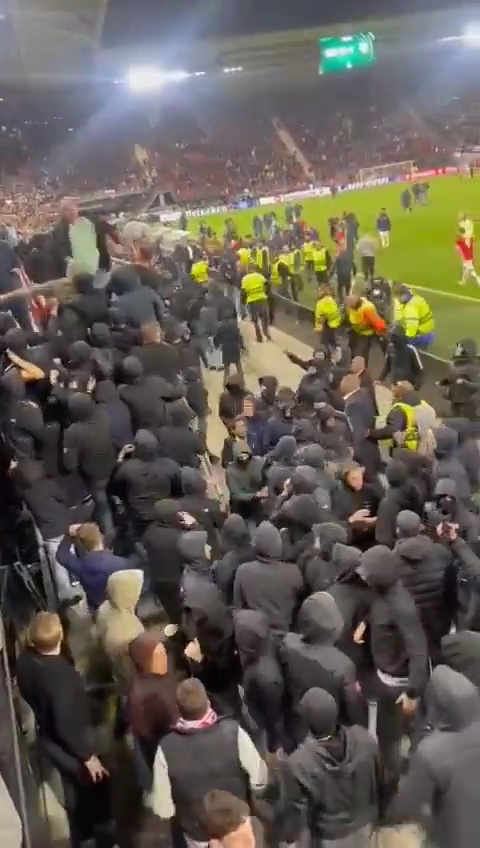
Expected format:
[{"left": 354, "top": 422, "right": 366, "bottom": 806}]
[{"left": 190, "top": 173, "right": 480, "bottom": 360}]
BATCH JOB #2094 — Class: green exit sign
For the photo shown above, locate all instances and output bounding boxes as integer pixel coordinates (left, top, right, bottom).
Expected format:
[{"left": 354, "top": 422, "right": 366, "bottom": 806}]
[{"left": 319, "top": 33, "right": 376, "bottom": 75}]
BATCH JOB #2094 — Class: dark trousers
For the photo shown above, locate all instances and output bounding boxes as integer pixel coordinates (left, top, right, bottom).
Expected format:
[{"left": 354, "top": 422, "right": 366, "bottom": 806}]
[
  {"left": 223, "top": 358, "right": 244, "bottom": 387},
  {"left": 315, "top": 270, "right": 328, "bottom": 285},
  {"left": 361, "top": 255, "right": 375, "bottom": 282},
  {"left": 63, "top": 775, "right": 116, "bottom": 848},
  {"left": 90, "top": 480, "right": 114, "bottom": 540},
  {"left": 337, "top": 273, "right": 352, "bottom": 301},
  {"left": 248, "top": 301, "right": 270, "bottom": 342},
  {"left": 154, "top": 581, "right": 184, "bottom": 625}
]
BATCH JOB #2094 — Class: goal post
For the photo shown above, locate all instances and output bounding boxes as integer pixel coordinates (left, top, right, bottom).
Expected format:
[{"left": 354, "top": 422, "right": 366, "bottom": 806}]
[{"left": 358, "top": 160, "right": 416, "bottom": 182}]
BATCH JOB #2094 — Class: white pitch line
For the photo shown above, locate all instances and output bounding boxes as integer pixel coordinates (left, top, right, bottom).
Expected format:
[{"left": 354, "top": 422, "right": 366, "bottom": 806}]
[{"left": 409, "top": 284, "right": 480, "bottom": 304}]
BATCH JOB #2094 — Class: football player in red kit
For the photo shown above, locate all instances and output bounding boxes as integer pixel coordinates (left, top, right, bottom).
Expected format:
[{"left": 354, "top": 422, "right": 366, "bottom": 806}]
[{"left": 457, "top": 235, "right": 480, "bottom": 286}]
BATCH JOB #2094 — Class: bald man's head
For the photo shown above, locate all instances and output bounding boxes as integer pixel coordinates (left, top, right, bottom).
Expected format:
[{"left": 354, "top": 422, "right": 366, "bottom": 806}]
[{"left": 60, "top": 197, "right": 79, "bottom": 224}]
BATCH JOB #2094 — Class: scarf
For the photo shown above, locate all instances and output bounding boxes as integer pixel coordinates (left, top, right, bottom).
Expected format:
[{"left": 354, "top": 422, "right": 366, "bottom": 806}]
[{"left": 176, "top": 706, "right": 217, "bottom": 731}]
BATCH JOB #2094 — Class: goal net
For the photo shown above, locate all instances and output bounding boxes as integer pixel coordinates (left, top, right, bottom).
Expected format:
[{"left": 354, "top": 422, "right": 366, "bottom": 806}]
[{"left": 358, "top": 160, "right": 416, "bottom": 182}]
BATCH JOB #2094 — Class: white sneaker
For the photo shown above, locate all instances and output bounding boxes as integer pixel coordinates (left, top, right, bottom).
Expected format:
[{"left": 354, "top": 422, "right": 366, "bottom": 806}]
[{"left": 164, "top": 624, "right": 179, "bottom": 638}]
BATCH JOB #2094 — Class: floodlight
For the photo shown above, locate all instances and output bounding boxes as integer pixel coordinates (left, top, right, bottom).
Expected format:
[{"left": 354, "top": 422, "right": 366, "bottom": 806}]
[
  {"left": 463, "top": 24, "right": 480, "bottom": 45},
  {"left": 126, "top": 65, "right": 165, "bottom": 92}
]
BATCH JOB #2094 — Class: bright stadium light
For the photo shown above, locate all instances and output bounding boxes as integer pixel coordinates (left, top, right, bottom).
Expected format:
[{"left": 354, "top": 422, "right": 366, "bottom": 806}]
[
  {"left": 222, "top": 66, "right": 243, "bottom": 74},
  {"left": 126, "top": 66, "right": 194, "bottom": 91},
  {"left": 126, "top": 65, "right": 165, "bottom": 92},
  {"left": 463, "top": 24, "right": 480, "bottom": 45}
]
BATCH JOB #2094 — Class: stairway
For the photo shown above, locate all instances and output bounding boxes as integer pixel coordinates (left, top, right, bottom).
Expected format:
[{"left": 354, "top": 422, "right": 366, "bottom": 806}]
[{"left": 272, "top": 116, "right": 313, "bottom": 178}]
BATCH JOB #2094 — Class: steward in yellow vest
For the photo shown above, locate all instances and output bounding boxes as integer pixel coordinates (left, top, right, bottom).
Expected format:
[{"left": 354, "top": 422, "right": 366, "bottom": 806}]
[
  {"left": 392, "top": 284, "right": 435, "bottom": 347},
  {"left": 241, "top": 268, "right": 267, "bottom": 305},
  {"left": 368, "top": 384, "right": 435, "bottom": 452},
  {"left": 312, "top": 244, "right": 329, "bottom": 283},
  {"left": 237, "top": 246, "right": 251, "bottom": 266},
  {"left": 191, "top": 259, "right": 209, "bottom": 285},
  {"left": 314, "top": 284, "right": 342, "bottom": 346}
]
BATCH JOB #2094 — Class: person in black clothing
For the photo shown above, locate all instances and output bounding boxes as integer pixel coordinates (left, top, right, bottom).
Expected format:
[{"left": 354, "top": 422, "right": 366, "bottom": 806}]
[
  {"left": 108, "top": 306, "right": 139, "bottom": 355},
  {"left": 278, "top": 688, "right": 378, "bottom": 848},
  {"left": 118, "top": 356, "right": 172, "bottom": 432},
  {"left": 156, "top": 399, "right": 206, "bottom": 468},
  {"left": 93, "top": 379, "right": 133, "bottom": 452},
  {"left": 131, "top": 321, "right": 180, "bottom": 384},
  {"left": 378, "top": 325, "right": 424, "bottom": 389},
  {"left": 392, "top": 510, "right": 454, "bottom": 663},
  {"left": 112, "top": 429, "right": 181, "bottom": 529},
  {"left": 183, "top": 366, "right": 209, "bottom": 439},
  {"left": 16, "top": 612, "right": 116, "bottom": 848},
  {"left": 215, "top": 315, "right": 244, "bottom": 387},
  {"left": 375, "top": 460, "right": 423, "bottom": 548},
  {"left": 213, "top": 514, "right": 254, "bottom": 605},
  {"left": 107, "top": 266, "right": 165, "bottom": 327},
  {"left": 179, "top": 467, "right": 226, "bottom": 555},
  {"left": 280, "top": 592, "right": 365, "bottom": 747},
  {"left": 62, "top": 340, "right": 94, "bottom": 394},
  {"left": 142, "top": 499, "right": 193, "bottom": 625},
  {"left": 234, "top": 610, "right": 284, "bottom": 754},
  {"left": 357, "top": 545, "right": 429, "bottom": 797},
  {"left": 0, "top": 369, "right": 46, "bottom": 461},
  {"left": 56, "top": 273, "right": 109, "bottom": 344},
  {"left": 218, "top": 374, "right": 247, "bottom": 430},
  {"left": 88, "top": 322, "right": 119, "bottom": 381},
  {"left": 63, "top": 392, "right": 116, "bottom": 538}
]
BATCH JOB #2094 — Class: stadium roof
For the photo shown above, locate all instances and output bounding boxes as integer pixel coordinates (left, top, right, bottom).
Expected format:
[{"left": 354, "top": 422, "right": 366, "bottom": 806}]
[
  {"left": 4, "top": 0, "right": 108, "bottom": 83},
  {"left": 1, "top": 3, "right": 476, "bottom": 86}
]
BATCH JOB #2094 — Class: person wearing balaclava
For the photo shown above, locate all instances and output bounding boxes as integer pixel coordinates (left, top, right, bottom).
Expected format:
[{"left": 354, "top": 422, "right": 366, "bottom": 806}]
[
  {"left": 262, "top": 387, "right": 296, "bottom": 453},
  {"left": 438, "top": 337, "right": 480, "bottom": 419},
  {"left": 63, "top": 339, "right": 94, "bottom": 393},
  {"left": 112, "top": 429, "right": 181, "bottom": 530},
  {"left": 225, "top": 443, "right": 266, "bottom": 525},
  {"left": 277, "top": 688, "right": 378, "bottom": 848},
  {"left": 0, "top": 368, "right": 46, "bottom": 461},
  {"left": 63, "top": 392, "right": 116, "bottom": 537},
  {"left": 89, "top": 322, "right": 118, "bottom": 381},
  {"left": 108, "top": 305, "right": 139, "bottom": 354}
]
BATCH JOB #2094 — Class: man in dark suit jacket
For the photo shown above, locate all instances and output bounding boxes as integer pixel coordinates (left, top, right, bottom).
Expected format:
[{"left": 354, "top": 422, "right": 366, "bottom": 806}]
[
  {"left": 340, "top": 373, "right": 382, "bottom": 481},
  {"left": 351, "top": 355, "right": 379, "bottom": 416}
]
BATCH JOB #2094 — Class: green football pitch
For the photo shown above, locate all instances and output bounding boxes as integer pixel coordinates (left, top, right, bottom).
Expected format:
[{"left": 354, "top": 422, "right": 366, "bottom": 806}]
[{"left": 190, "top": 176, "right": 480, "bottom": 361}]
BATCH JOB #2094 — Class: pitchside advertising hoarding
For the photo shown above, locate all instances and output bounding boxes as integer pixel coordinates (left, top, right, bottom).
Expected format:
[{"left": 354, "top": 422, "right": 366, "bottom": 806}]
[{"left": 155, "top": 167, "right": 459, "bottom": 223}]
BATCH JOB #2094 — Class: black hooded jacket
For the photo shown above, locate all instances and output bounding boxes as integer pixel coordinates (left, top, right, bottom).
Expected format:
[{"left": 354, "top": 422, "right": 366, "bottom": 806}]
[
  {"left": 213, "top": 515, "right": 255, "bottom": 605},
  {"left": 378, "top": 325, "right": 423, "bottom": 389},
  {"left": 297, "top": 524, "right": 350, "bottom": 595},
  {"left": 118, "top": 357, "right": 172, "bottom": 432},
  {"left": 178, "top": 467, "right": 225, "bottom": 554},
  {"left": 142, "top": 499, "right": 185, "bottom": 584},
  {"left": 108, "top": 266, "right": 165, "bottom": 327},
  {"left": 234, "top": 610, "right": 284, "bottom": 750},
  {"left": 94, "top": 379, "right": 133, "bottom": 451},
  {"left": 113, "top": 430, "right": 181, "bottom": 524},
  {"left": 156, "top": 401, "right": 205, "bottom": 468},
  {"left": 387, "top": 666, "right": 480, "bottom": 848},
  {"left": 280, "top": 689, "right": 378, "bottom": 844},
  {"left": 63, "top": 393, "right": 116, "bottom": 481},
  {"left": 233, "top": 522, "right": 303, "bottom": 636},
  {"left": 359, "top": 546, "right": 428, "bottom": 697},
  {"left": 375, "top": 460, "right": 423, "bottom": 548},
  {"left": 393, "top": 532, "right": 454, "bottom": 657},
  {"left": 280, "top": 593, "right": 364, "bottom": 736}
]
